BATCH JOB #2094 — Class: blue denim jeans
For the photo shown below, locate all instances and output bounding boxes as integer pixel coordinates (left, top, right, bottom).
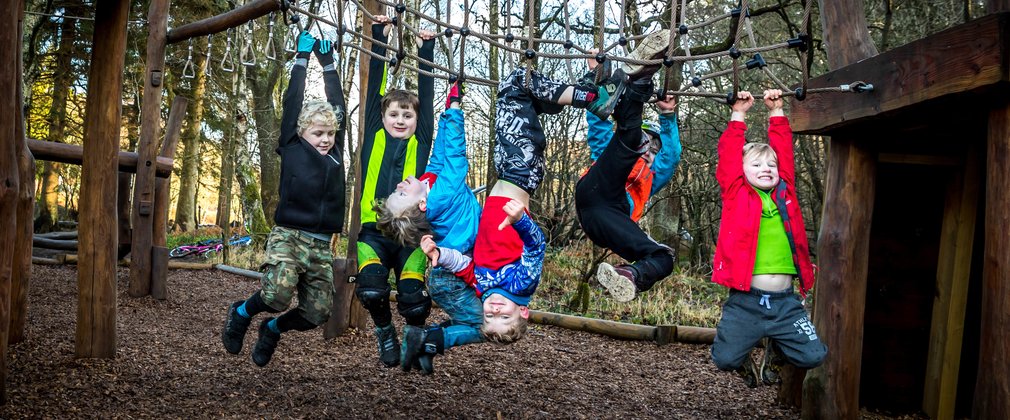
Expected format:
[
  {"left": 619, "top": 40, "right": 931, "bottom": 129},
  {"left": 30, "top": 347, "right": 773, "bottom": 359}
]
[{"left": 427, "top": 267, "right": 484, "bottom": 350}]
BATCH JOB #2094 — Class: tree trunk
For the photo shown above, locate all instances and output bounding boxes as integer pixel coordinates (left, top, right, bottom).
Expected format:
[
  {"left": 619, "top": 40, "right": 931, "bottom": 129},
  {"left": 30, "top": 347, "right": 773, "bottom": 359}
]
[
  {"left": 216, "top": 73, "right": 242, "bottom": 230},
  {"left": 245, "top": 58, "right": 282, "bottom": 224},
  {"left": 36, "top": 8, "right": 77, "bottom": 233},
  {"left": 235, "top": 157, "right": 269, "bottom": 235},
  {"left": 173, "top": 52, "right": 207, "bottom": 232}
]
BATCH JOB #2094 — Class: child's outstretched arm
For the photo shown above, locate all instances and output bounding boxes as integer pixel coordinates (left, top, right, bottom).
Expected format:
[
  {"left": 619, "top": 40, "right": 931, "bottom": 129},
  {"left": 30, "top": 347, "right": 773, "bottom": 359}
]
[
  {"left": 414, "top": 30, "right": 437, "bottom": 151},
  {"left": 316, "top": 37, "right": 346, "bottom": 156},
  {"left": 649, "top": 95, "right": 683, "bottom": 196},
  {"left": 716, "top": 91, "right": 754, "bottom": 191},
  {"left": 363, "top": 16, "right": 392, "bottom": 141},
  {"left": 421, "top": 234, "right": 477, "bottom": 288},
  {"left": 584, "top": 50, "right": 615, "bottom": 161},
  {"left": 764, "top": 89, "right": 795, "bottom": 184},
  {"left": 498, "top": 200, "right": 546, "bottom": 280},
  {"left": 279, "top": 31, "right": 316, "bottom": 147},
  {"left": 427, "top": 84, "right": 467, "bottom": 187}
]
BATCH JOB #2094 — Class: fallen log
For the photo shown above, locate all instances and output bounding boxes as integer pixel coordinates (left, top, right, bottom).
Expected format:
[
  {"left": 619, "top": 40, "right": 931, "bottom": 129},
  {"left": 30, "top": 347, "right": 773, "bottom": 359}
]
[
  {"left": 32, "top": 236, "right": 77, "bottom": 251},
  {"left": 34, "top": 231, "right": 78, "bottom": 240},
  {"left": 207, "top": 264, "right": 717, "bottom": 345}
]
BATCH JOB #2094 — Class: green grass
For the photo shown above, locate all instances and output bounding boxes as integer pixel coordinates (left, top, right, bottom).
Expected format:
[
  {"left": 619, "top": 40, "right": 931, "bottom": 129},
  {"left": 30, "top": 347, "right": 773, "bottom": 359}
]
[{"left": 534, "top": 242, "right": 727, "bottom": 328}]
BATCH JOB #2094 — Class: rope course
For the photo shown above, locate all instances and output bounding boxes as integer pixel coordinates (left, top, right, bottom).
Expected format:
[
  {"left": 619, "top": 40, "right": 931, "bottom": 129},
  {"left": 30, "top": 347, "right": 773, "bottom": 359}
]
[{"left": 180, "top": 0, "right": 873, "bottom": 100}]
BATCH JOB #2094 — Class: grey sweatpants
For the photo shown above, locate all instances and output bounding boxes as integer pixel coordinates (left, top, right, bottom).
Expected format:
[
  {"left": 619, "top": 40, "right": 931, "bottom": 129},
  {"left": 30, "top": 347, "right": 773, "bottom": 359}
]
[{"left": 711, "top": 287, "right": 827, "bottom": 370}]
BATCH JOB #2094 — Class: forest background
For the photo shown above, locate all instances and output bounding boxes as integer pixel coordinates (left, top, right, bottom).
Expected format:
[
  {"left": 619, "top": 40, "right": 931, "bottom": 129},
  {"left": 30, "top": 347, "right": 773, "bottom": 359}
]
[{"left": 21, "top": 0, "right": 989, "bottom": 327}]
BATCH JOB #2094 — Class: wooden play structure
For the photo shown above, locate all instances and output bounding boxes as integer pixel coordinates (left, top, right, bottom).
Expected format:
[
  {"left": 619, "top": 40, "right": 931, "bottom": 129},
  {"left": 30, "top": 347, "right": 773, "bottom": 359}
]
[
  {"left": 2, "top": 0, "right": 1009, "bottom": 417},
  {"left": 788, "top": 1, "right": 1010, "bottom": 419}
]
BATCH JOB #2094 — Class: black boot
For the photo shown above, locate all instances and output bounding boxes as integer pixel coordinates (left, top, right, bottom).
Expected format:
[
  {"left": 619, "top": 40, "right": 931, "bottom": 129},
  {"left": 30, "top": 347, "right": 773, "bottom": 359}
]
[
  {"left": 400, "top": 325, "right": 425, "bottom": 372},
  {"left": 375, "top": 324, "right": 400, "bottom": 368},
  {"left": 222, "top": 301, "right": 252, "bottom": 354},
  {"left": 417, "top": 326, "right": 445, "bottom": 375},
  {"left": 252, "top": 318, "right": 281, "bottom": 367}
]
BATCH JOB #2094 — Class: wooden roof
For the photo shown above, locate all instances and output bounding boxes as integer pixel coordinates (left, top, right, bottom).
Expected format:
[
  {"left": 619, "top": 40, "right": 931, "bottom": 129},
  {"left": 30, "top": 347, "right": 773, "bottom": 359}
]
[{"left": 790, "top": 12, "right": 1010, "bottom": 134}]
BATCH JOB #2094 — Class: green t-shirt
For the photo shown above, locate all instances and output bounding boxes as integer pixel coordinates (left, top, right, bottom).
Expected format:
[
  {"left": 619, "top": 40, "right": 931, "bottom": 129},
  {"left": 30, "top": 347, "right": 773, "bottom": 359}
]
[{"left": 753, "top": 188, "right": 798, "bottom": 275}]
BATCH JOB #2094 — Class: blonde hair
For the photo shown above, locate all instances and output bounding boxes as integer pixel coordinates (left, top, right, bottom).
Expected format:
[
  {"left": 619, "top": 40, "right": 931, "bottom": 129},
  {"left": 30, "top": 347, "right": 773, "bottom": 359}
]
[
  {"left": 373, "top": 199, "right": 432, "bottom": 247},
  {"left": 743, "top": 142, "right": 778, "bottom": 162},
  {"left": 481, "top": 316, "right": 529, "bottom": 344},
  {"left": 297, "top": 101, "right": 339, "bottom": 133}
]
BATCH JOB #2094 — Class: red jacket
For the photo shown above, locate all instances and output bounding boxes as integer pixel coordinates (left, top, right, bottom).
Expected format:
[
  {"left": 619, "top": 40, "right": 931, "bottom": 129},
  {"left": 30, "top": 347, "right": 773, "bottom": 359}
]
[{"left": 711, "top": 117, "right": 815, "bottom": 296}]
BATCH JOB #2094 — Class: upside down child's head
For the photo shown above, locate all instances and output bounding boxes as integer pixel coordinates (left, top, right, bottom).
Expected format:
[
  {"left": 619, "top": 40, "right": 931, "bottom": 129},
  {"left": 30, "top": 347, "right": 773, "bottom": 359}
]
[
  {"left": 480, "top": 291, "right": 530, "bottom": 344},
  {"left": 298, "top": 101, "right": 340, "bottom": 155},
  {"left": 381, "top": 89, "right": 421, "bottom": 139},
  {"left": 743, "top": 142, "right": 780, "bottom": 191},
  {"left": 373, "top": 180, "right": 433, "bottom": 247}
]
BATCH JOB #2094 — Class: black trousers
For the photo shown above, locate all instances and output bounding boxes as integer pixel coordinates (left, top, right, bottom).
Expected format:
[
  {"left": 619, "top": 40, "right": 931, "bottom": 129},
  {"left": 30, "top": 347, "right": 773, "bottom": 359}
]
[{"left": 575, "top": 121, "right": 673, "bottom": 291}]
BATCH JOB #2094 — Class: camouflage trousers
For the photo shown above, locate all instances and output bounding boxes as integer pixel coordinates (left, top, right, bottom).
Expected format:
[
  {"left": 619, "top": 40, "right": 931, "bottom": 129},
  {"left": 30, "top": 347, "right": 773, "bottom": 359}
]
[{"left": 260, "top": 226, "right": 335, "bottom": 326}]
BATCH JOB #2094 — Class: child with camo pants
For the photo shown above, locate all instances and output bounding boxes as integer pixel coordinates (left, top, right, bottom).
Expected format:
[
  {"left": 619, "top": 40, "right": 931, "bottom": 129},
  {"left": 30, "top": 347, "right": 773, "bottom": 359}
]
[{"left": 221, "top": 32, "right": 347, "bottom": 367}]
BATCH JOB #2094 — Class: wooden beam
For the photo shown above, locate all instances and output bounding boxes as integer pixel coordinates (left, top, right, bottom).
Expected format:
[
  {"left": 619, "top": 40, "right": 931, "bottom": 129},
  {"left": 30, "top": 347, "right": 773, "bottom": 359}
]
[
  {"left": 974, "top": 104, "right": 1010, "bottom": 419},
  {"left": 924, "top": 146, "right": 980, "bottom": 419},
  {"left": 165, "top": 0, "right": 280, "bottom": 45},
  {"left": 803, "top": 138, "right": 877, "bottom": 420},
  {"left": 76, "top": 0, "right": 130, "bottom": 359},
  {"left": 129, "top": 0, "right": 171, "bottom": 298},
  {"left": 877, "top": 153, "right": 962, "bottom": 166},
  {"left": 27, "top": 139, "right": 174, "bottom": 178},
  {"left": 792, "top": 13, "right": 1010, "bottom": 134}
]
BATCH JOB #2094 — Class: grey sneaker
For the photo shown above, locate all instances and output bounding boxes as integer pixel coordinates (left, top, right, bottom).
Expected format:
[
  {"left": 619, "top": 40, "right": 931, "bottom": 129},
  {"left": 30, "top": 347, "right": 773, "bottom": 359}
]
[
  {"left": 222, "top": 301, "right": 251, "bottom": 355},
  {"left": 737, "top": 351, "right": 760, "bottom": 388},
  {"left": 375, "top": 324, "right": 400, "bottom": 368},
  {"left": 596, "top": 262, "right": 638, "bottom": 303},
  {"left": 623, "top": 29, "right": 672, "bottom": 80},
  {"left": 586, "top": 69, "right": 629, "bottom": 121},
  {"left": 760, "top": 338, "right": 784, "bottom": 385}
]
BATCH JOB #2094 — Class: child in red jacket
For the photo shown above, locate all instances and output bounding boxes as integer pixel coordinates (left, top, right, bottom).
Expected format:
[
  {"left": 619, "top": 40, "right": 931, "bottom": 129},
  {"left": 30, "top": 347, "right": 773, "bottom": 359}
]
[{"left": 710, "top": 89, "right": 826, "bottom": 388}]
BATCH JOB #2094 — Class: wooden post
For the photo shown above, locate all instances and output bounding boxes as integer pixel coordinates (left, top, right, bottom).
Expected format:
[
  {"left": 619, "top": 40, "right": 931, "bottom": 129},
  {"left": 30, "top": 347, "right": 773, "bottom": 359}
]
[
  {"left": 923, "top": 146, "right": 980, "bottom": 419},
  {"left": 974, "top": 104, "right": 1010, "bottom": 419},
  {"left": 0, "top": 0, "right": 24, "bottom": 403},
  {"left": 802, "top": 138, "right": 877, "bottom": 420},
  {"left": 11, "top": 2, "right": 33, "bottom": 347},
  {"left": 153, "top": 97, "right": 188, "bottom": 248},
  {"left": 129, "top": 0, "right": 171, "bottom": 298},
  {"left": 325, "top": 0, "right": 379, "bottom": 339},
  {"left": 76, "top": 0, "right": 130, "bottom": 359}
]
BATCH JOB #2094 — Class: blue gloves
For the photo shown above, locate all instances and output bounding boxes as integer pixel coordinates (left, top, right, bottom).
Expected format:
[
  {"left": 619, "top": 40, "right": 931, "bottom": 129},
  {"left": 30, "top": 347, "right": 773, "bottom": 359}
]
[
  {"left": 314, "top": 37, "right": 335, "bottom": 68},
  {"left": 296, "top": 30, "right": 315, "bottom": 57},
  {"left": 317, "top": 38, "right": 332, "bottom": 55}
]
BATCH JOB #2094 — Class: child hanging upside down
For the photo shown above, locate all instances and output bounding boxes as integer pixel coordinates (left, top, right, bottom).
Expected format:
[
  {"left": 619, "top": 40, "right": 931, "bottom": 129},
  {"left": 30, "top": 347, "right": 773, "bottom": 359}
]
[
  {"left": 709, "top": 89, "right": 826, "bottom": 388},
  {"left": 221, "top": 32, "right": 346, "bottom": 367},
  {"left": 576, "top": 44, "right": 683, "bottom": 303},
  {"left": 408, "top": 61, "right": 629, "bottom": 359}
]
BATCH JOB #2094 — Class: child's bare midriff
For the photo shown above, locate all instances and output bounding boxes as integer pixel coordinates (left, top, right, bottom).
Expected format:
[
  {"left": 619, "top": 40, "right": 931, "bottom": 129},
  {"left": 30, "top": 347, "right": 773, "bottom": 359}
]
[
  {"left": 490, "top": 180, "right": 530, "bottom": 209},
  {"left": 750, "top": 274, "right": 792, "bottom": 292}
]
